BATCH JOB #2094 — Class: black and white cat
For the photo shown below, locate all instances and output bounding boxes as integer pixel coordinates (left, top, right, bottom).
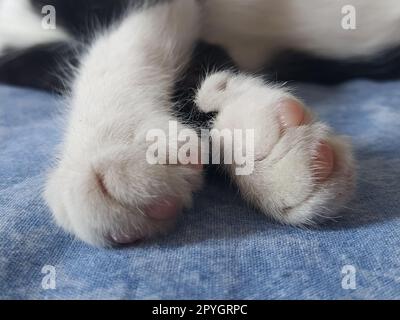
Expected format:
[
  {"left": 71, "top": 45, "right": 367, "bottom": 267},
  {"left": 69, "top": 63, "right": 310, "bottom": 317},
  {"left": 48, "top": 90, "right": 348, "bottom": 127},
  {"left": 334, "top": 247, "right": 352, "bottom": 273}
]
[{"left": 1, "top": 0, "right": 399, "bottom": 246}]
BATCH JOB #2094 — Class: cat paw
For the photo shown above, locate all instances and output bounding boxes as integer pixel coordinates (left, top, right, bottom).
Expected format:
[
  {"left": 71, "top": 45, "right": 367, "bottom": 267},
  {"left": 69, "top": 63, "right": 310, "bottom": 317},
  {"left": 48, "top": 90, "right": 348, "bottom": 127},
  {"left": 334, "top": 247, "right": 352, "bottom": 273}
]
[
  {"left": 44, "top": 119, "right": 203, "bottom": 247},
  {"left": 195, "top": 72, "right": 356, "bottom": 225}
]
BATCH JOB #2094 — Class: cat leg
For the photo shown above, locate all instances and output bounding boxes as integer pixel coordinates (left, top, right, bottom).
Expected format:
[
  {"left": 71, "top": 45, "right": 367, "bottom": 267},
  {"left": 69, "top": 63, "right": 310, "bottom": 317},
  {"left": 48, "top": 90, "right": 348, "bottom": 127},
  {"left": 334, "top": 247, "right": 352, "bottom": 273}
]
[{"left": 44, "top": 0, "right": 203, "bottom": 246}]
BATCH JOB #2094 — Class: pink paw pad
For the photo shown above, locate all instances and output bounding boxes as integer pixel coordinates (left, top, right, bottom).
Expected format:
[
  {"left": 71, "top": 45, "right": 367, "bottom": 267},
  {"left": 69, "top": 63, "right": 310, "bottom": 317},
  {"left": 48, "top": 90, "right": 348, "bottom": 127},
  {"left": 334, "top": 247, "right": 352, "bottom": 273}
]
[
  {"left": 108, "top": 197, "right": 182, "bottom": 245},
  {"left": 278, "top": 99, "right": 334, "bottom": 182},
  {"left": 145, "top": 197, "right": 182, "bottom": 221},
  {"left": 278, "top": 99, "right": 307, "bottom": 128}
]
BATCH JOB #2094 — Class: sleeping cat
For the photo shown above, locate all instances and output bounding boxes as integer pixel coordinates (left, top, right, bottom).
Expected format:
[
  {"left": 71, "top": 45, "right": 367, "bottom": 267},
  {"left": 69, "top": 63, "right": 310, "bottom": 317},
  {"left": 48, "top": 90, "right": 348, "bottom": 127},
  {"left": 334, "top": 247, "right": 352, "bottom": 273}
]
[{"left": 1, "top": 0, "right": 399, "bottom": 246}]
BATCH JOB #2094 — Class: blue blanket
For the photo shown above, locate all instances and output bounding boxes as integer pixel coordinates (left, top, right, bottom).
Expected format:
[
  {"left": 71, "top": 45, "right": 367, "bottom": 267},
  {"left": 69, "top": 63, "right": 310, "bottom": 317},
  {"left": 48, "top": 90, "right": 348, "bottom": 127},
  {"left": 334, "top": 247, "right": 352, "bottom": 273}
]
[{"left": 0, "top": 82, "right": 399, "bottom": 299}]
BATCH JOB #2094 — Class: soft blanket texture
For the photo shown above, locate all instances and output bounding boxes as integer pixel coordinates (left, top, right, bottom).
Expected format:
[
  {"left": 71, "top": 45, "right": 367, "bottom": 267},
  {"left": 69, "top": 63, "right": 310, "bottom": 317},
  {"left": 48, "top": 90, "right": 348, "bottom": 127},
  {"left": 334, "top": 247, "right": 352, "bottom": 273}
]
[{"left": 0, "top": 82, "right": 399, "bottom": 299}]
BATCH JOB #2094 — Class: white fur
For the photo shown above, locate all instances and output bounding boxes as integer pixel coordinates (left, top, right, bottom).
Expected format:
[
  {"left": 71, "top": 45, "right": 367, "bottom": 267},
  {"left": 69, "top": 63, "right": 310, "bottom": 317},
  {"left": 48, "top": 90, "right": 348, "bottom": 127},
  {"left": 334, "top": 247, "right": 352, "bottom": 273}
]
[
  {"left": 202, "top": 0, "right": 400, "bottom": 70},
  {"left": 33, "top": 0, "right": 362, "bottom": 245},
  {"left": 0, "top": 0, "right": 70, "bottom": 54},
  {"left": 196, "top": 72, "right": 356, "bottom": 225},
  {"left": 44, "top": 0, "right": 203, "bottom": 246}
]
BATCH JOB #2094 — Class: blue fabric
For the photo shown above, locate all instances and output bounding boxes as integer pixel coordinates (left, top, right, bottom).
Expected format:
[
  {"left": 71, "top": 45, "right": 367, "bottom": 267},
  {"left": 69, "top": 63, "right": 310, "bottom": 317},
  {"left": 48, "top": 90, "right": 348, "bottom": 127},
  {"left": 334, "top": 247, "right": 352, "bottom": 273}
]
[{"left": 0, "top": 82, "right": 399, "bottom": 300}]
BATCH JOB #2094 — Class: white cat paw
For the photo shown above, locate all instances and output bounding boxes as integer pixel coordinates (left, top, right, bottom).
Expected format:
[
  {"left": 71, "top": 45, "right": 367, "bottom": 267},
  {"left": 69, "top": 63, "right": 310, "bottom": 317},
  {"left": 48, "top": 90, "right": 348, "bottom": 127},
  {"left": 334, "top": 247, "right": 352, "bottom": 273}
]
[
  {"left": 195, "top": 72, "right": 356, "bottom": 225},
  {"left": 44, "top": 120, "right": 203, "bottom": 247}
]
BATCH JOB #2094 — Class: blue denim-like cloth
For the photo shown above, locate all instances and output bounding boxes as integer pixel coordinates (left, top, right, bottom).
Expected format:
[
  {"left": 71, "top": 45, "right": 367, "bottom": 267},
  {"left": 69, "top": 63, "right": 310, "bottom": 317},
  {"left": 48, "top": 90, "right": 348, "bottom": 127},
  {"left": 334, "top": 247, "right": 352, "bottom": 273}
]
[{"left": 0, "top": 82, "right": 399, "bottom": 299}]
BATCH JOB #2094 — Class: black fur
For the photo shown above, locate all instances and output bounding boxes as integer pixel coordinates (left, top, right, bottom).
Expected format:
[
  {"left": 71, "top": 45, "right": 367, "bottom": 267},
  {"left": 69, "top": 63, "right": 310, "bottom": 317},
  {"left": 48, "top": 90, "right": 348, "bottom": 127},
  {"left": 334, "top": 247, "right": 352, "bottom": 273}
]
[
  {"left": 1, "top": 0, "right": 400, "bottom": 94},
  {"left": 0, "top": 0, "right": 150, "bottom": 92},
  {"left": 267, "top": 47, "right": 400, "bottom": 85},
  {"left": 0, "top": 42, "right": 79, "bottom": 93}
]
